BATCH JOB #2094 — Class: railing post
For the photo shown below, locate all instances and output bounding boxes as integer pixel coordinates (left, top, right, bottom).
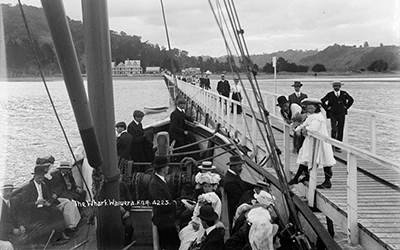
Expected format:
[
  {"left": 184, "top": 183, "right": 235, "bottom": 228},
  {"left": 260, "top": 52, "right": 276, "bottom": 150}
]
[
  {"left": 227, "top": 98, "right": 231, "bottom": 131},
  {"left": 241, "top": 111, "right": 247, "bottom": 148},
  {"left": 233, "top": 103, "right": 238, "bottom": 134},
  {"left": 251, "top": 95, "right": 258, "bottom": 159},
  {"left": 347, "top": 152, "right": 359, "bottom": 245},
  {"left": 284, "top": 124, "right": 291, "bottom": 180},
  {"left": 307, "top": 137, "right": 318, "bottom": 207},
  {"left": 271, "top": 95, "right": 276, "bottom": 117},
  {"left": 343, "top": 114, "right": 349, "bottom": 144},
  {"left": 370, "top": 115, "right": 376, "bottom": 154}
]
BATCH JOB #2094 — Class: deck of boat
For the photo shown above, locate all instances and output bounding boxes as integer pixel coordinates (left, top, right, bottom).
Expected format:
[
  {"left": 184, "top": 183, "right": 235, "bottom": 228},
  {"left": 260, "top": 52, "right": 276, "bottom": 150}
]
[{"left": 214, "top": 109, "right": 400, "bottom": 250}]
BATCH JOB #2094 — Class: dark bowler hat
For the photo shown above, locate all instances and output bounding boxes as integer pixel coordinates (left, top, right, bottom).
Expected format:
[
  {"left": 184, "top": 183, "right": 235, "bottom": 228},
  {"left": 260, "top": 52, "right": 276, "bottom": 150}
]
[
  {"left": 115, "top": 121, "right": 126, "bottom": 129},
  {"left": 133, "top": 110, "right": 144, "bottom": 118},
  {"left": 198, "top": 161, "right": 216, "bottom": 170},
  {"left": 36, "top": 155, "right": 55, "bottom": 167},
  {"left": 227, "top": 155, "right": 244, "bottom": 166},
  {"left": 152, "top": 155, "right": 169, "bottom": 169},
  {"left": 292, "top": 81, "right": 303, "bottom": 87},
  {"left": 276, "top": 96, "right": 289, "bottom": 107},
  {"left": 199, "top": 204, "right": 218, "bottom": 221},
  {"left": 33, "top": 165, "right": 46, "bottom": 176},
  {"left": 177, "top": 98, "right": 187, "bottom": 105}
]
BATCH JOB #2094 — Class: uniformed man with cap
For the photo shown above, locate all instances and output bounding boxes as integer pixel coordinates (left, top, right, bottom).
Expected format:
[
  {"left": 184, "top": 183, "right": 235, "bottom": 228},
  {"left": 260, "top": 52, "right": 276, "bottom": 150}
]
[
  {"left": 128, "top": 110, "right": 149, "bottom": 166},
  {"left": 115, "top": 121, "right": 132, "bottom": 161}
]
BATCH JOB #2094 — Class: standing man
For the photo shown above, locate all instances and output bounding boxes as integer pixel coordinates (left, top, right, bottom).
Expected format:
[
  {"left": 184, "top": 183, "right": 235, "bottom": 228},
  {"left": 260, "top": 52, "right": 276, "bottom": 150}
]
[
  {"left": 230, "top": 76, "right": 243, "bottom": 114},
  {"left": 217, "top": 74, "right": 230, "bottom": 113},
  {"left": 288, "top": 81, "right": 308, "bottom": 106},
  {"left": 321, "top": 81, "right": 354, "bottom": 152},
  {"left": 128, "top": 110, "right": 147, "bottom": 164},
  {"left": 224, "top": 155, "right": 254, "bottom": 231},
  {"left": 169, "top": 98, "right": 199, "bottom": 160},
  {"left": 148, "top": 156, "right": 179, "bottom": 250},
  {"left": 115, "top": 121, "right": 132, "bottom": 161}
]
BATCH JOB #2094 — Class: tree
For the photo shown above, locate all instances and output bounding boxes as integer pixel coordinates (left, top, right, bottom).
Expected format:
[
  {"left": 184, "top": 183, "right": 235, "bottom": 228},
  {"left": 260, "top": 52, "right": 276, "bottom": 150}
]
[
  {"left": 312, "top": 64, "right": 326, "bottom": 72},
  {"left": 367, "top": 60, "right": 388, "bottom": 72},
  {"left": 363, "top": 41, "right": 369, "bottom": 48},
  {"left": 262, "top": 62, "right": 274, "bottom": 73}
]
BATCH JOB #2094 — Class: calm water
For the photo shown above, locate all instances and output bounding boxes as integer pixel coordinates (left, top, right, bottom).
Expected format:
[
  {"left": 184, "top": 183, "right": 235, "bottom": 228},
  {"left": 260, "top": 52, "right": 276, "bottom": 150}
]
[{"left": 0, "top": 77, "right": 399, "bottom": 186}]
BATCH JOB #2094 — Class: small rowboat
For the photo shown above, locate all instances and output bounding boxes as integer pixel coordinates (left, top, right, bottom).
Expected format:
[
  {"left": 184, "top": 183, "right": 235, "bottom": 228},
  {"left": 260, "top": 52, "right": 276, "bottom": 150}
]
[{"left": 144, "top": 106, "right": 169, "bottom": 114}]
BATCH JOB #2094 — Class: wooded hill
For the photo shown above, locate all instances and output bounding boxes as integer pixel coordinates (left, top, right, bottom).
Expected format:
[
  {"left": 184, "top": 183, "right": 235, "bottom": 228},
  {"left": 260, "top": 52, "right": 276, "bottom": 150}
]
[{"left": 2, "top": 4, "right": 399, "bottom": 76}]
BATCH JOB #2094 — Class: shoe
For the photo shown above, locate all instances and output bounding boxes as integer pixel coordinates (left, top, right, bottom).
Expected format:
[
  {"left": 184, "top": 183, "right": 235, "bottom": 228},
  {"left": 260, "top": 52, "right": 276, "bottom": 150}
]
[
  {"left": 316, "top": 182, "right": 332, "bottom": 189},
  {"left": 335, "top": 147, "right": 342, "bottom": 153},
  {"left": 53, "top": 239, "right": 69, "bottom": 246},
  {"left": 67, "top": 227, "right": 78, "bottom": 232},
  {"left": 288, "top": 179, "right": 298, "bottom": 185},
  {"left": 61, "top": 232, "right": 71, "bottom": 240},
  {"left": 298, "top": 176, "right": 309, "bottom": 183}
]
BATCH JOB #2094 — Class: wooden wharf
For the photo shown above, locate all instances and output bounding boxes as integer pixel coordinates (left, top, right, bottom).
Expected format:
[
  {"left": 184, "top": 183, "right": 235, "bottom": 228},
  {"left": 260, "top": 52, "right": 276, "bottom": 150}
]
[{"left": 166, "top": 75, "right": 400, "bottom": 250}]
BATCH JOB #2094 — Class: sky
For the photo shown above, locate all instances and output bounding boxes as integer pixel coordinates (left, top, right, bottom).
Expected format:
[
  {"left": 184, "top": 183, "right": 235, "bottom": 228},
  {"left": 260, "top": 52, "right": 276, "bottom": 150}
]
[{"left": 1, "top": 0, "right": 399, "bottom": 57}]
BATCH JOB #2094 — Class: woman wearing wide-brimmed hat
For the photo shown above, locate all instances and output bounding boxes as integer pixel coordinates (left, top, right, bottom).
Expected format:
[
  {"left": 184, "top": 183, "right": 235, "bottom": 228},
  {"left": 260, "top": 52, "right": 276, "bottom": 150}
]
[{"left": 289, "top": 98, "right": 336, "bottom": 189}]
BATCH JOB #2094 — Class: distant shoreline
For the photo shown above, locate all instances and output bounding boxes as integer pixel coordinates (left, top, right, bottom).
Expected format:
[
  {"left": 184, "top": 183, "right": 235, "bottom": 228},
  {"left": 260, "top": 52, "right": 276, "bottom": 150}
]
[{"left": 1, "top": 72, "right": 399, "bottom": 82}]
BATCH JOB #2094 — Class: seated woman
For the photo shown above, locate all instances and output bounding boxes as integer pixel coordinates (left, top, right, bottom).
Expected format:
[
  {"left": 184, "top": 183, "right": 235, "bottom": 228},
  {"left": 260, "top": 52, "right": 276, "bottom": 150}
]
[
  {"left": 178, "top": 173, "right": 223, "bottom": 250},
  {"left": 226, "top": 207, "right": 280, "bottom": 250}
]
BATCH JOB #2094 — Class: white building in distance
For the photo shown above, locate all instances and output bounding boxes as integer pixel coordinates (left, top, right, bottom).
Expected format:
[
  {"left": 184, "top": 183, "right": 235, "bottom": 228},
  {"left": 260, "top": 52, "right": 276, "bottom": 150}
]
[{"left": 112, "top": 59, "right": 142, "bottom": 75}]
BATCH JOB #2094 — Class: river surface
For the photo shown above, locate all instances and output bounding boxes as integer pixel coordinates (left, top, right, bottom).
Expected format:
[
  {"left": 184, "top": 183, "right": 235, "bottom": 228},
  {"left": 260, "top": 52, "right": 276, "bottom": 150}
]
[{"left": 0, "top": 76, "right": 399, "bottom": 186}]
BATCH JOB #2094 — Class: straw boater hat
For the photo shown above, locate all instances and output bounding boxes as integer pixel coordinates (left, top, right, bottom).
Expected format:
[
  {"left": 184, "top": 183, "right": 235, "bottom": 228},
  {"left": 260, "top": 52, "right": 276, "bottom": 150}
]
[
  {"left": 301, "top": 98, "right": 322, "bottom": 106},
  {"left": 198, "top": 161, "right": 216, "bottom": 170},
  {"left": 57, "top": 161, "right": 72, "bottom": 170},
  {"left": 291, "top": 81, "right": 303, "bottom": 87},
  {"left": 276, "top": 96, "right": 289, "bottom": 107},
  {"left": 227, "top": 155, "right": 244, "bottom": 166},
  {"left": 152, "top": 155, "right": 168, "bottom": 169},
  {"left": 1, "top": 181, "right": 16, "bottom": 190},
  {"left": 254, "top": 181, "right": 270, "bottom": 190},
  {"left": 253, "top": 190, "right": 274, "bottom": 206},
  {"left": 332, "top": 81, "right": 343, "bottom": 86}
]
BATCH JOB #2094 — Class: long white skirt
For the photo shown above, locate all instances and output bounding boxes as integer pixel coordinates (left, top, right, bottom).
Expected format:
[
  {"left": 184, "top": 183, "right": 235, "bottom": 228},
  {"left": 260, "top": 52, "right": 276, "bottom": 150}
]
[{"left": 57, "top": 198, "right": 81, "bottom": 228}]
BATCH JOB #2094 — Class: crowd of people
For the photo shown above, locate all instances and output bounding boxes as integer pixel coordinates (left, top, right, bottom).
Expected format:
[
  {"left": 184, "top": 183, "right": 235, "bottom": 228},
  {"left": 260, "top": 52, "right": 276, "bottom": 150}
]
[
  {"left": 0, "top": 156, "right": 87, "bottom": 249},
  {"left": 277, "top": 80, "right": 354, "bottom": 189}
]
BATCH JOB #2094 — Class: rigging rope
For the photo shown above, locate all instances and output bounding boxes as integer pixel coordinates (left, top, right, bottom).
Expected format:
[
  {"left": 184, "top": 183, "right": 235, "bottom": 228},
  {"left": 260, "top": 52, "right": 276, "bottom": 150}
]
[
  {"left": 208, "top": 1, "right": 311, "bottom": 247},
  {"left": 17, "top": 0, "right": 93, "bottom": 203}
]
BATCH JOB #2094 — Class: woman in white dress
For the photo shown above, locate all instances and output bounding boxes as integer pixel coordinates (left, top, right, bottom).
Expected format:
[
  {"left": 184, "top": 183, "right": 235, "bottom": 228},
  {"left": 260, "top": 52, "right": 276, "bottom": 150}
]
[{"left": 289, "top": 98, "right": 336, "bottom": 189}]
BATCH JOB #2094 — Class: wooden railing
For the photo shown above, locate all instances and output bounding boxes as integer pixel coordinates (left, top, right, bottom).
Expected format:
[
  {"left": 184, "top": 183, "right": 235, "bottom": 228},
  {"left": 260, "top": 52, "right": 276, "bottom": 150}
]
[{"left": 168, "top": 75, "right": 400, "bottom": 246}]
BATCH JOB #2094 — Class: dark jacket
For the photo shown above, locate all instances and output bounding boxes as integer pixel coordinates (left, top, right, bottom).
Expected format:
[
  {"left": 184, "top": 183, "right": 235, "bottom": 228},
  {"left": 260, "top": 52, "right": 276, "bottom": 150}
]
[
  {"left": 217, "top": 80, "right": 230, "bottom": 97},
  {"left": 0, "top": 199, "right": 23, "bottom": 241},
  {"left": 199, "top": 227, "right": 225, "bottom": 250},
  {"left": 128, "top": 121, "right": 146, "bottom": 162},
  {"left": 148, "top": 174, "right": 176, "bottom": 228},
  {"left": 116, "top": 131, "right": 132, "bottom": 160},
  {"left": 50, "top": 171, "right": 83, "bottom": 201},
  {"left": 225, "top": 223, "right": 251, "bottom": 250},
  {"left": 288, "top": 92, "right": 308, "bottom": 106},
  {"left": 321, "top": 90, "right": 354, "bottom": 118},
  {"left": 169, "top": 108, "right": 193, "bottom": 144},
  {"left": 224, "top": 171, "right": 253, "bottom": 225}
]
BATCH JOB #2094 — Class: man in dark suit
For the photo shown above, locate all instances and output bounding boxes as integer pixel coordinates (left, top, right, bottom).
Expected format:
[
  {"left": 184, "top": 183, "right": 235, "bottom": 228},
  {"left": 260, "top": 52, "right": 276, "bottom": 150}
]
[
  {"left": 198, "top": 205, "right": 225, "bottom": 250},
  {"left": 148, "top": 156, "right": 179, "bottom": 250},
  {"left": 21, "top": 165, "right": 69, "bottom": 245},
  {"left": 128, "top": 110, "right": 148, "bottom": 163},
  {"left": 169, "top": 98, "right": 199, "bottom": 160},
  {"left": 51, "top": 161, "right": 86, "bottom": 202},
  {"left": 217, "top": 74, "right": 230, "bottom": 113},
  {"left": 115, "top": 121, "right": 132, "bottom": 161},
  {"left": 0, "top": 182, "right": 26, "bottom": 248},
  {"left": 224, "top": 155, "right": 254, "bottom": 231},
  {"left": 321, "top": 81, "right": 354, "bottom": 152},
  {"left": 288, "top": 81, "right": 308, "bottom": 106}
]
